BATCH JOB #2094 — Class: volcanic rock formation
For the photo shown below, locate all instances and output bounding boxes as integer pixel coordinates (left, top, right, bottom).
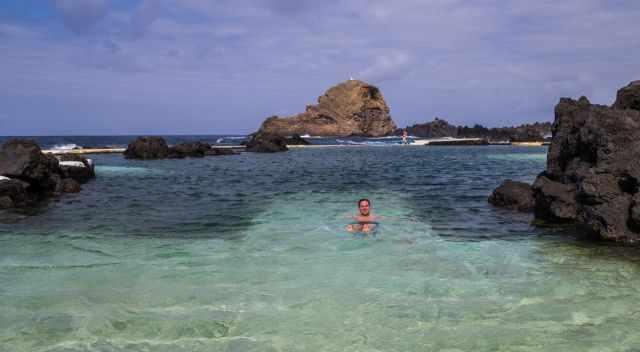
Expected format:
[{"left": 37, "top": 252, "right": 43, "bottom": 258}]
[
  {"left": 490, "top": 81, "right": 640, "bottom": 243},
  {"left": 257, "top": 80, "right": 397, "bottom": 137},
  {"left": 0, "top": 139, "right": 95, "bottom": 210},
  {"left": 403, "top": 118, "right": 551, "bottom": 141}
]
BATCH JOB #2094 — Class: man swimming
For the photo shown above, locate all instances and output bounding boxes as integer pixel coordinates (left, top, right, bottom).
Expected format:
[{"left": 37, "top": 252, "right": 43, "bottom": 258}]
[{"left": 345, "top": 198, "right": 381, "bottom": 233}]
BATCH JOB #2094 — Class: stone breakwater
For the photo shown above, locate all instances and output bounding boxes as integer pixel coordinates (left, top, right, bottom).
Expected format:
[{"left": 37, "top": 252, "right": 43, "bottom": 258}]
[
  {"left": 489, "top": 80, "right": 640, "bottom": 243},
  {"left": 0, "top": 139, "right": 95, "bottom": 210}
]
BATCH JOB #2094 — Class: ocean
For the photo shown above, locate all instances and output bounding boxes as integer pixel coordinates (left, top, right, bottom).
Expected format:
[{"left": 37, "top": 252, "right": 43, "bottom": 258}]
[{"left": 1, "top": 136, "right": 639, "bottom": 351}]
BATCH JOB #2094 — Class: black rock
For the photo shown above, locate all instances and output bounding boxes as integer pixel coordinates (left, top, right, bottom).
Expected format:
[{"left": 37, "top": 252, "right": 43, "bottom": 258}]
[
  {"left": 531, "top": 81, "right": 640, "bottom": 242},
  {"left": 286, "top": 134, "right": 311, "bottom": 146},
  {"left": 57, "top": 154, "right": 95, "bottom": 183},
  {"left": 0, "top": 178, "right": 29, "bottom": 208},
  {"left": 124, "top": 137, "right": 170, "bottom": 159},
  {"left": 0, "top": 139, "right": 60, "bottom": 185},
  {"left": 488, "top": 180, "right": 535, "bottom": 212},
  {"left": 244, "top": 132, "right": 289, "bottom": 153},
  {"left": 168, "top": 142, "right": 211, "bottom": 158},
  {"left": 205, "top": 148, "right": 238, "bottom": 156}
]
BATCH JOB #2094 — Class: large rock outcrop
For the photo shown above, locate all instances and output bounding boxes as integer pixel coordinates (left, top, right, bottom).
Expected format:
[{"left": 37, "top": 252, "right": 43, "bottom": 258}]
[
  {"left": 490, "top": 81, "right": 640, "bottom": 243},
  {"left": 257, "top": 80, "right": 397, "bottom": 137},
  {"left": 0, "top": 139, "right": 95, "bottom": 210},
  {"left": 124, "top": 137, "right": 170, "bottom": 159}
]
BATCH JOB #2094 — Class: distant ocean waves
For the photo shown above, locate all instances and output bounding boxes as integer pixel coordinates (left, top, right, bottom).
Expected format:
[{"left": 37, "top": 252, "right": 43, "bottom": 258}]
[{"left": 0, "top": 135, "right": 411, "bottom": 149}]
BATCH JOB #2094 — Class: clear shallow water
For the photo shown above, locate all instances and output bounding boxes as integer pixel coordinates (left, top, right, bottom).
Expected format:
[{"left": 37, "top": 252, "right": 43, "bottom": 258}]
[{"left": 2, "top": 146, "right": 640, "bottom": 351}]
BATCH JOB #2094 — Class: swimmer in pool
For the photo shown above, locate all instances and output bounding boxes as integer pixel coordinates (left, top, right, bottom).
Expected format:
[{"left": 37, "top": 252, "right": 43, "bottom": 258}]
[{"left": 345, "top": 198, "right": 382, "bottom": 233}]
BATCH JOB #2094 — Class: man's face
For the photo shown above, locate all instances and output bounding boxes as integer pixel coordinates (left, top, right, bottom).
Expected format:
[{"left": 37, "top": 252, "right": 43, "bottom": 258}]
[{"left": 358, "top": 201, "right": 370, "bottom": 216}]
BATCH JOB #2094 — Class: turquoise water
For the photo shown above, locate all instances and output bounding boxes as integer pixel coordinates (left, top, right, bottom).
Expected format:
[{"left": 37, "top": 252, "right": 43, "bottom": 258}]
[{"left": 2, "top": 146, "right": 640, "bottom": 351}]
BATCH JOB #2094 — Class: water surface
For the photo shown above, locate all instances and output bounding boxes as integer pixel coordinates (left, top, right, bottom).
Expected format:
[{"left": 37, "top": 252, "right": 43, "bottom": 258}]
[{"left": 2, "top": 146, "right": 640, "bottom": 351}]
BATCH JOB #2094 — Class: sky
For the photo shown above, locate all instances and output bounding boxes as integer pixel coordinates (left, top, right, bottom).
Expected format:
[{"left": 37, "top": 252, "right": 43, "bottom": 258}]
[{"left": 1, "top": 0, "right": 639, "bottom": 135}]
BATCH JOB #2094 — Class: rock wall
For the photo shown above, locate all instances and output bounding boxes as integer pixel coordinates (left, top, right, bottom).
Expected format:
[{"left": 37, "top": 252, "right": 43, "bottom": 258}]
[{"left": 257, "top": 80, "right": 397, "bottom": 137}]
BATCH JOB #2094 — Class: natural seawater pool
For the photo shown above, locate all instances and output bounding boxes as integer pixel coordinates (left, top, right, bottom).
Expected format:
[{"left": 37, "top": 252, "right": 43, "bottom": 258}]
[{"left": 1, "top": 146, "right": 640, "bottom": 351}]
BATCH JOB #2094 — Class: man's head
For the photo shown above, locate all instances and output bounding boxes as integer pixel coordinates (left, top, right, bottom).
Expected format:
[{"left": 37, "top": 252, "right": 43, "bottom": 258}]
[{"left": 358, "top": 198, "right": 371, "bottom": 216}]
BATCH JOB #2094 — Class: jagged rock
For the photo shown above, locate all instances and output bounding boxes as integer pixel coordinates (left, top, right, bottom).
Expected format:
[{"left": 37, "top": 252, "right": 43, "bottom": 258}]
[
  {"left": 488, "top": 180, "right": 535, "bottom": 212},
  {"left": 286, "top": 134, "right": 311, "bottom": 146},
  {"left": 0, "top": 139, "right": 96, "bottom": 211},
  {"left": 257, "top": 80, "right": 397, "bottom": 137},
  {"left": 531, "top": 82, "right": 640, "bottom": 242},
  {"left": 244, "top": 132, "right": 289, "bottom": 153},
  {"left": 403, "top": 118, "right": 458, "bottom": 138},
  {"left": 124, "top": 137, "right": 170, "bottom": 159},
  {"left": 0, "top": 139, "right": 60, "bottom": 185},
  {"left": 169, "top": 142, "right": 211, "bottom": 158},
  {"left": 532, "top": 174, "right": 577, "bottom": 221},
  {"left": 613, "top": 80, "right": 640, "bottom": 111}
]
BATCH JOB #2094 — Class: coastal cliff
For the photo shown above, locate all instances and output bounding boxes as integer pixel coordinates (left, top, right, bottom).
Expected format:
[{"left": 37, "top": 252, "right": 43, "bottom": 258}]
[
  {"left": 403, "top": 118, "right": 551, "bottom": 141},
  {"left": 257, "top": 80, "right": 397, "bottom": 137}
]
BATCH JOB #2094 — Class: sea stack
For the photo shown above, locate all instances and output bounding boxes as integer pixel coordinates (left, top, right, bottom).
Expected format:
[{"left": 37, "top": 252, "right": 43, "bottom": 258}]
[{"left": 257, "top": 80, "right": 397, "bottom": 137}]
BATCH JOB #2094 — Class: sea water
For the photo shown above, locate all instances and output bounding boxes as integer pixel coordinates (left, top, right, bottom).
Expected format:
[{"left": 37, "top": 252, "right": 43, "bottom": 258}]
[{"left": 1, "top": 145, "right": 640, "bottom": 351}]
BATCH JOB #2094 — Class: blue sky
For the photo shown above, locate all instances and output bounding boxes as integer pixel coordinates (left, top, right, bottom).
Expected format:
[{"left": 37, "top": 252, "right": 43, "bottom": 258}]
[{"left": 1, "top": 0, "right": 639, "bottom": 135}]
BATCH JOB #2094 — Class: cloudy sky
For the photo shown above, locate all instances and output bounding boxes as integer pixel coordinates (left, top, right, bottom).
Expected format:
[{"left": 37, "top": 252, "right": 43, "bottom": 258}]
[{"left": 1, "top": 0, "right": 639, "bottom": 135}]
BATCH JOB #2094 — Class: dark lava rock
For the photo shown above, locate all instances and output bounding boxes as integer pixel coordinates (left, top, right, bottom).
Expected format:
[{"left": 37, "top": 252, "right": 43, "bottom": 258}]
[
  {"left": 401, "top": 118, "right": 551, "bottom": 141},
  {"left": 488, "top": 180, "right": 535, "bottom": 212},
  {"left": 168, "top": 142, "right": 210, "bottom": 158},
  {"left": 205, "top": 148, "right": 238, "bottom": 156},
  {"left": 286, "top": 134, "right": 311, "bottom": 146},
  {"left": 244, "top": 132, "right": 289, "bottom": 153},
  {"left": 0, "top": 139, "right": 60, "bottom": 185},
  {"left": 124, "top": 137, "right": 170, "bottom": 159},
  {"left": 531, "top": 82, "right": 640, "bottom": 243},
  {"left": 0, "top": 178, "right": 29, "bottom": 208},
  {"left": 429, "top": 139, "right": 488, "bottom": 146},
  {"left": 613, "top": 80, "right": 640, "bottom": 111},
  {"left": 60, "top": 178, "right": 81, "bottom": 193},
  {"left": 0, "top": 139, "right": 96, "bottom": 211},
  {"left": 532, "top": 174, "right": 577, "bottom": 222},
  {"left": 57, "top": 154, "right": 95, "bottom": 183}
]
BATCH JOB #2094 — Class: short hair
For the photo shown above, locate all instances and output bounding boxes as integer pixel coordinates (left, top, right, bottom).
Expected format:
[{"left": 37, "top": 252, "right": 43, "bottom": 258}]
[{"left": 358, "top": 198, "right": 370, "bottom": 207}]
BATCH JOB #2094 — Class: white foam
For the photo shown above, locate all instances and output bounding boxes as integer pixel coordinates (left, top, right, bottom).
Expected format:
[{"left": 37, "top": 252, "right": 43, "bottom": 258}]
[
  {"left": 0, "top": 176, "right": 10, "bottom": 181},
  {"left": 59, "top": 161, "right": 86, "bottom": 168},
  {"left": 51, "top": 144, "right": 78, "bottom": 150}
]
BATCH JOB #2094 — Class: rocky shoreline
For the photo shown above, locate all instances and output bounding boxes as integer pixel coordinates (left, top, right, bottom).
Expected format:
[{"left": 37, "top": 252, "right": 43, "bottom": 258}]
[{"left": 0, "top": 139, "right": 95, "bottom": 211}]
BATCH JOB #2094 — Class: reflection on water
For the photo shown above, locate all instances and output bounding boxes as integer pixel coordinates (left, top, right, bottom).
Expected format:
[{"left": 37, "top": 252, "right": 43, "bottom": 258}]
[{"left": 2, "top": 146, "right": 640, "bottom": 351}]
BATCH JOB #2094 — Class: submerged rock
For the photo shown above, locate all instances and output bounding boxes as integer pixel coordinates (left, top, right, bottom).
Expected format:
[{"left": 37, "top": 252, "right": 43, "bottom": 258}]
[
  {"left": 532, "top": 81, "right": 640, "bottom": 243},
  {"left": 257, "top": 80, "right": 397, "bottom": 137},
  {"left": 488, "top": 180, "right": 535, "bottom": 212},
  {"left": 124, "top": 137, "right": 170, "bottom": 159}
]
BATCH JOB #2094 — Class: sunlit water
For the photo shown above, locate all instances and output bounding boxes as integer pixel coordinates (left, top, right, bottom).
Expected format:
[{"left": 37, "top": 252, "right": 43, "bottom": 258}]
[{"left": 2, "top": 146, "right": 640, "bottom": 351}]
